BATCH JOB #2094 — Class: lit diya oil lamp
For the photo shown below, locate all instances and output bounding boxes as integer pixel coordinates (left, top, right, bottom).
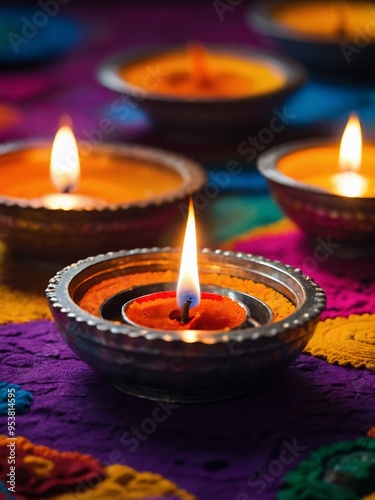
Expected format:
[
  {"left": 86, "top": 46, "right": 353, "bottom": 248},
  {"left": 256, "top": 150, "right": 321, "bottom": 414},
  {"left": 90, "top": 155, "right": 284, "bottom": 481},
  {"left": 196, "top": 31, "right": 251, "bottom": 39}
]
[
  {"left": 46, "top": 199, "right": 326, "bottom": 403},
  {"left": 119, "top": 43, "right": 287, "bottom": 98},
  {"left": 258, "top": 113, "right": 375, "bottom": 252},
  {"left": 101, "top": 200, "right": 270, "bottom": 333},
  {"left": 249, "top": 0, "right": 375, "bottom": 73},
  {"left": 0, "top": 118, "right": 205, "bottom": 263},
  {"left": 97, "top": 44, "right": 306, "bottom": 137}
]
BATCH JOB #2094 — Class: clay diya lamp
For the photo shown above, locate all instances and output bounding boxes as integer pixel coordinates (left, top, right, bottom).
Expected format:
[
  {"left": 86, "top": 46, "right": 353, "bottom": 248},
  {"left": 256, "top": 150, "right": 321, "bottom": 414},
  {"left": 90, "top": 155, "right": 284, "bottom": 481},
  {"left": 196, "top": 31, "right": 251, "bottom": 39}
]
[
  {"left": 97, "top": 43, "right": 306, "bottom": 138},
  {"left": 258, "top": 113, "right": 375, "bottom": 255},
  {"left": 249, "top": 0, "right": 375, "bottom": 74},
  {"left": 0, "top": 119, "right": 206, "bottom": 264},
  {"left": 46, "top": 200, "right": 326, "bottom": 403}
]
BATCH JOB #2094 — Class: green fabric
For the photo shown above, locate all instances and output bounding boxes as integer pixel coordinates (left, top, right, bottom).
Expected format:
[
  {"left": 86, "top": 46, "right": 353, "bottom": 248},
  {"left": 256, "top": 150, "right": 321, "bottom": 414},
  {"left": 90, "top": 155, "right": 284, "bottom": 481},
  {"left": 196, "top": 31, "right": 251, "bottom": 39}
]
[
  {"left": 207, "top": 194, "right": 283, "bottom": 243},
  {"left": 278, "top": 438, "right": 375, "bottom": 500}
]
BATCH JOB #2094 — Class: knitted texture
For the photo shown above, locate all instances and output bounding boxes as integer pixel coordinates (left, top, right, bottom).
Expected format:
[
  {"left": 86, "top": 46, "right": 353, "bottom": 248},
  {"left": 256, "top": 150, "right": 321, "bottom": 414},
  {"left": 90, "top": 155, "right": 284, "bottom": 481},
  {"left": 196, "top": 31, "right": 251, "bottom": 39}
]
[
  {"left": 305, "top": 314, "right": 375, "bottom": 371},
  {"left": 277, "top": 438, "right": 375, "bottom": 500},
  {"left": 0, "top": 435, "right": 195, "bottom": 500},
  {"left": 0, "top": 243, "right": 51, "bottom": 324}
]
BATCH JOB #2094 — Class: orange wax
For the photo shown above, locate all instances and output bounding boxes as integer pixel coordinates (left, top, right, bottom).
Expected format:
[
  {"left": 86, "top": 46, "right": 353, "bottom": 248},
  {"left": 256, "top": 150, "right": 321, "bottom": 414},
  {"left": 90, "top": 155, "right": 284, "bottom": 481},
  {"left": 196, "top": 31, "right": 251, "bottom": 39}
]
[
  {"left": 0, "top": 146, "right": 184, "bottom": 203},
  {"left": 273, "top": 1, "right": 375, "bottom": 40},
  {"left": 125, "top": 291, "right": 247, "bottom": 331},
  {"left": 277, "top": 144, "right": 375, "bottom": 197},
  {"left": 120, "top": 49, "right": 287, "bottom": 98},
  {"left": 78, "top": 271, "right": 296, "bottom": 323}
]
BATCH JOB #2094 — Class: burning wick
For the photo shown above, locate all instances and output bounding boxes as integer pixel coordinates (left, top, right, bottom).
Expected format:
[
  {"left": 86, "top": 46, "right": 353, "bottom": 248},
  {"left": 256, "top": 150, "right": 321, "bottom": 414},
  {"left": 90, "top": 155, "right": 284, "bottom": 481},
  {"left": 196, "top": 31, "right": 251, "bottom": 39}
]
[
  {"left": 62, "top": 184, "right": 74, "bottom": 194},
  {"left": 188, "top": 43, "right": 212, "bottom": 86},
  {"left": 335, "top": 1, "right": 351, "bottom": 38},
  {"left": 180, "top": 298, "right": 192, "bottom": 324}
]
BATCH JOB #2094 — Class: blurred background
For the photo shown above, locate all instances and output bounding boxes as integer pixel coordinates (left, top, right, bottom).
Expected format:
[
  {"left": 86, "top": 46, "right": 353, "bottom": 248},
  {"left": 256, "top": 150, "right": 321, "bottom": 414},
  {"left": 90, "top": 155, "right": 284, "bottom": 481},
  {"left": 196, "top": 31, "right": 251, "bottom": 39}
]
[{"left": 1, "top": 0, "right": 374, "bottom": 243}]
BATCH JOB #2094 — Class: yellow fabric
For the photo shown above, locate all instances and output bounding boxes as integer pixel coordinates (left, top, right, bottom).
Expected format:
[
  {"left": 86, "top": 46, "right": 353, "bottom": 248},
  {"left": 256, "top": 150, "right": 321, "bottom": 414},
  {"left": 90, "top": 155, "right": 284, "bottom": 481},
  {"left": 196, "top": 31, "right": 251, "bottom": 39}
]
[
  {"left": 23, "top": 455, "right": 55, "bottom": 477},
  {"left": 50, "top": 464, "right": 196, "bottom": 500},
  {"left": 0, "top": 242, "right": 52, "bottom": 324},
  {"left": 304, "top": 314, "right": 375, "bottom": 371}
]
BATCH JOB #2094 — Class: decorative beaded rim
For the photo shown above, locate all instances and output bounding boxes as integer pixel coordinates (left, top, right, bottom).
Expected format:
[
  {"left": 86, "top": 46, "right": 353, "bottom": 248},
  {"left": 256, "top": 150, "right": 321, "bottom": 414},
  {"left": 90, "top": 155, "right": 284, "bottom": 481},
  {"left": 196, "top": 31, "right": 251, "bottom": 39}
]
[
  {"left": 46, "top": 248, "right": 326, "bottom": 345},
  {"left": 0, "top": 140, "right": 206, "bottom": 212}
]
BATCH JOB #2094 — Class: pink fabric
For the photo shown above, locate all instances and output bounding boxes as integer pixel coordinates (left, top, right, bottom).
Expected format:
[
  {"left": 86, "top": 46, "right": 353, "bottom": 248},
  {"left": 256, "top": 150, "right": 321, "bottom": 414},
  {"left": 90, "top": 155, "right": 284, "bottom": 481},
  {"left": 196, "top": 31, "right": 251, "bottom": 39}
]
[{"left": 234, "top": 230, "right": 375, "bottom": 319}]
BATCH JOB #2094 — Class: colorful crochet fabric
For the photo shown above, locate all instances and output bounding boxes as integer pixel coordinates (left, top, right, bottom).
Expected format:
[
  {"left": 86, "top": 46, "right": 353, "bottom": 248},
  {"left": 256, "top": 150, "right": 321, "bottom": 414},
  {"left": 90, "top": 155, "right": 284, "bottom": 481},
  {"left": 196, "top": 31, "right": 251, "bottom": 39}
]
[
  {"left": 50, "top": 464, "right": 196, "bottom": 500},
  {"left": 0, "top": 435, "right": 104, "bottom": 498},
  {"left": 1, "top": 2, "right": 374, "bottom": 499},
  {"left": 232, "top": 221, "right": 375, "bottom": 370},
  {"left": 0, "top": 436, "right": 195, "bottom": 500}
]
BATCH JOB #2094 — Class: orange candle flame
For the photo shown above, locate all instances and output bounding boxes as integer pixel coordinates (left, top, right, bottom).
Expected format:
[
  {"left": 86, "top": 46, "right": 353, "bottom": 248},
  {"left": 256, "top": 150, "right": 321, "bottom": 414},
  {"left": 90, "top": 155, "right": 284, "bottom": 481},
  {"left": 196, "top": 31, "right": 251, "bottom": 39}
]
[
  {"left": 176, "top": 198, "right": 200, "bottom": 308},
  {"left": 334, "top": 112, "right": 368, "bottom": 197},
  {"left": 50, "top": 116, "right": 80, "bottom": 193}
]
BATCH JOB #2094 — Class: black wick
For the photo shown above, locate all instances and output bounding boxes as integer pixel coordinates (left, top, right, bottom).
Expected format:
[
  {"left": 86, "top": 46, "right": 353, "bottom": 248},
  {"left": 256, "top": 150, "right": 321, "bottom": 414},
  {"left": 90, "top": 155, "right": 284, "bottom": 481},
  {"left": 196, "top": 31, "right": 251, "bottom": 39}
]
[
  {"left": 180, "top": 298, "right": 192, "bottom": 323},
  {"left": 62, "top": 184, "right": 74, "bottom": 194}
]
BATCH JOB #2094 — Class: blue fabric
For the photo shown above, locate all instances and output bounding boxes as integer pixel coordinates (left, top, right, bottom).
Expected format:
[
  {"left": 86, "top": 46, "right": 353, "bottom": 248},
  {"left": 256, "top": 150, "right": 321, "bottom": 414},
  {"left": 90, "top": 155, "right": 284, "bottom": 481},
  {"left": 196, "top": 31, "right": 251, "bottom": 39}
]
[
  {"left": 287, "top": 79, "right": 375, "bottom": 131},
  {"left": 0, "top": 7, "right": 82, "bottom": 65},
  {"left": 0, "top": 481, "right": 14, "bottom": 500},
  {"left": 0, "top": 382, "right": 33, "bottom": 416}
]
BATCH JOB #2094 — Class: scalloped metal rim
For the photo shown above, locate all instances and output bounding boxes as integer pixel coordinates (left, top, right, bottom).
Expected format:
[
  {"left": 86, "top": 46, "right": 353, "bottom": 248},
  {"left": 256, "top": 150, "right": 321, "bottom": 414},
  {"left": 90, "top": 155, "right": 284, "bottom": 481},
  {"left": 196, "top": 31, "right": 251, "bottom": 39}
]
[
  {"left": 0, "top": 140, "right": 206, "bottom": 212},
  {"left": 46, "top": 247, "right": 327, "bottom": 345},
  {"left": 96, "top": 44, "right": 307, "bottom": 104}
]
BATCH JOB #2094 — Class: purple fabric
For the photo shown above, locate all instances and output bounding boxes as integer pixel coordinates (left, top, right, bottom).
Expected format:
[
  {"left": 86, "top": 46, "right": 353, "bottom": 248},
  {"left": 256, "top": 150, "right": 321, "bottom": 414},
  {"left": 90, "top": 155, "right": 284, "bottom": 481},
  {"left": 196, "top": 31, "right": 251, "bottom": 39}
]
[{"left": 1, "top": 319, "right": 375, "bottom": 500}]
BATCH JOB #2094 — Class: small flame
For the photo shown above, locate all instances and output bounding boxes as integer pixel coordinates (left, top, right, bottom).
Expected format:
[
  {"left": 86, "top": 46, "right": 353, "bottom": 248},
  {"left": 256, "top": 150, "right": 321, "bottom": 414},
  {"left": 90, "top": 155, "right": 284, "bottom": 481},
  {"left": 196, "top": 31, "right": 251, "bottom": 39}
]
[
  {"left": 50, "top": 117, "right": 80, "bottom": 193},
  {"left": 339, "top": 112, "right": 362, "bottom": 173},
  {"left": 176, "top": 198, "right": 200, "bottom": 308},
  {"left": 334, "top": 112, "right": 367, "bottom": 197}
]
